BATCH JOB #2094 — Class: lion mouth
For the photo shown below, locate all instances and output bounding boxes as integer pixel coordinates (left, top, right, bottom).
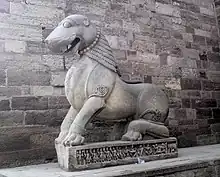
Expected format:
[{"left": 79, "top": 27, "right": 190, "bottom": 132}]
[{"left": 64, "top": 37, "right": 80, "bottom": 53}]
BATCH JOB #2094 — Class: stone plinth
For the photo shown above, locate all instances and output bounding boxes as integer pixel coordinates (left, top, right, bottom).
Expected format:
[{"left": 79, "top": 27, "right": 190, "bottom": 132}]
[{"left": 55, "top": 137, "right": 178, "bottom": 171}]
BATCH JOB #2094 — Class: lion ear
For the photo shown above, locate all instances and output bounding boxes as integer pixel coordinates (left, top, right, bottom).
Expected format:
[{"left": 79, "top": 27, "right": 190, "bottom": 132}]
[{"left": 83, "top": 18, "right": 90, "bottom": 27}]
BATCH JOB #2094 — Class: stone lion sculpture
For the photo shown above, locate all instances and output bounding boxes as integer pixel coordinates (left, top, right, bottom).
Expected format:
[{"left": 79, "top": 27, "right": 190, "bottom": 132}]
[{"left": 45, "top": 14, "right": 170, "bottom": 146}]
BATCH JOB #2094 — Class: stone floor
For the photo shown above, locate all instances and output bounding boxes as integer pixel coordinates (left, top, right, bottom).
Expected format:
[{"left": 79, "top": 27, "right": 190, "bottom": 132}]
[{"left": 0, "top": 144, "right": 220, "bottom": 177}]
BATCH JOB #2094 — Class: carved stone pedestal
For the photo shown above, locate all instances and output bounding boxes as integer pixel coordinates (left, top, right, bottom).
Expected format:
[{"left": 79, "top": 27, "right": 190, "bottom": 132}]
[{"left": 55, "top": 137, "right": 178, "bottom": 171}]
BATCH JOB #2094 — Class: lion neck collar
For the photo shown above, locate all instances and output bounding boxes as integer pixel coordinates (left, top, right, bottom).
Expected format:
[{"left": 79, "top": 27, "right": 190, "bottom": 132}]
[{"left": 78, "top": 28, "right": 118, "bottom": 73}]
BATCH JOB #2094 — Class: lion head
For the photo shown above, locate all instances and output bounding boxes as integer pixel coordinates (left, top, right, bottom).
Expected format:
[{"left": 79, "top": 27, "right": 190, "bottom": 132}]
[{"left": 45, "top": 14, "right": 97, "bottom": 55}]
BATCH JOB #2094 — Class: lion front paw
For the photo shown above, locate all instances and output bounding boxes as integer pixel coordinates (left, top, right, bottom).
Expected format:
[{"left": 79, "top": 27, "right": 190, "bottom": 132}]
[
  {"left": 55, "top": 131, "right": 68, "bottom": 144},
  {"left": 121, "top": 130, "right": 142, "bottom": 141},
  {"left": 63, "top": 132, "right": 85, "bottom": 147}
]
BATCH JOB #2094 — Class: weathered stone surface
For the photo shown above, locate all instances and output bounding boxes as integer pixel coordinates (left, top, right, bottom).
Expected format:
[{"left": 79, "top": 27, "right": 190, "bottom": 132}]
[
  {"left": 5, "top": 40, "right": 26, "bottom": 53},
  {"left": 213, "top": 108, "right": 220, "bottom": 119},
  {"left": 30, "top": 132, "right": 59, "bottom": 148},
  {"left": 155, "top": 3, "right": 180, "bottom": 17},
  {"left": 56, "top": 138, "right": 178, "bottom": 171},
  {"left": 200, "top": 7, "right": 214, "bottom": 16},
  {"left": 200, "top": 91, "right": 212, "bottom": 99},
  {"left": 0, "top": 70, "right": 6, "bottom": 86},
  {"left": 207, "top": 52, "right": 220, "bottom": 63},
  {"left": 178, "top": 133, "right": 197, "bottom": 147},
  {"left": 0, "top": 134, "right": 30, "bottom": 152},
  {"left": 196, "top": 108, "right": 212, "bottom": 119},
  {"left": 192, "top": 99, "right": 217, "bottom": 108},
  {"left": 113, "top": 49, "right": 126, "bottom": 60},
  {"left": 0, "top": 13, "right": 59, "bottom": 28},
  {"left": 42, "top": 29, "right": 54, "bottom": 41},
  {"left": 186, "top": 109, "right": 196, "bottom": 119},
  {"left": 0, "top": 111, "right": 24, "bottom": 126},
  {"left": 0, "top": 23, "right": 42, "bottom": 42},
  {"left": 26, "top": 41, "right": 50, "bottom": 54},
  {"left": 0, "top": 0, "right": 9, "bottom": 14},
  {"left": 0, "top": 53, "right": 40, "bottom": 71},
  {"left": 181, "top": 78, "right": 201, "bottom": 90},
  {"left": 211, "top": 123, "right": 220, "bottom": 133},
  {"left": 48, "top": 96, "right": 70, "bottom": 109},
  {"left": 182, "top": 33, "right": 193, "bottom": 42},
  {"left": 202, "top": 81, "right": 220, "bottom": 91},
  {"left": 25, "top": 109, "right": 68, "bottom": 126},
  {"left": 174, "top": 108, "right": 187, "bottom": 119},
  {"left": 0, "top": 125, "right": 57, "bottom": 163},
  {"left": 197, "top": 134, "right": 217, "bottom": 145},
  {"left": 193, "top": 35, "right": 206, "bottom": 45},
  {"left": 207, "top": 71, "right": 220, "bottom": 83},
  {"left": 182, "top": 48, "right": 199, "bottom": 60},
  {"left": 0, "top": 40, "right": 4, "bottom": 52},
  {"left": 0, "top": 86, "right": 30, "bottom": 97},
  {"left": 199, "top": 53, "right": 208, "bottom": 61},
  {"left": 144, "top": 75, "right": 152, "bottom": 83},
  {"left": 195, "top": 29, "right": 211, "bottom": 38},
  {"left": 0, "top": 125, "right": 56, "bottom": 135},
  {"left": 30, "top": 86, "right": 53, "bottom": 96},
  {"left": 41, "top": 55, "right": 65, "bottom": 71},
  {"left": 25, "top": 0, "right": 66, "bottom": 9},
  {"left": 7, "top": 70, "right": 51, "bottom": 86},
  {"left": 165, "top": 78, "right": 181, "bottom": 90},
  {"left": 10, "top": 3, "right": 65, "bottom": 19},
  {"left": 84, "top": 121, "right": 115, "bottom": 143},
  {"left": 51, "top": 72, "right": 66, "bottom": 87},
  {"left": 11, "top": 96, "right": 48, "bottom": 110},
  {"left": 0, "top": 148, "right": 56, "bottom": 169},
  {"left": 182, "top": 99, "right": 191, "bottom": 108},
  {"left": 180, "top": 90, "right": 201, "bottom": 98},
  {"left": 52, "top": 87, "right": 65, "bottom": 96},
  {"left": 168, "top": 98, "right": 182, "bottom": 108},
  {"left": 0, "top": 99, "right": 10, "bottom": 111},
  {"left": 0, "top": 125, "right": 57, "bottom": 153},
  {"left": 185, "top": 26, "right": 195, "bottom": 34}
]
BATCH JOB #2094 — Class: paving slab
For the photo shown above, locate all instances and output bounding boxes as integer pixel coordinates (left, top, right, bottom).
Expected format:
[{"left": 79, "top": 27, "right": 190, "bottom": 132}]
[{"left": 0, "top": 144, "right": 220, "bottom": 177}]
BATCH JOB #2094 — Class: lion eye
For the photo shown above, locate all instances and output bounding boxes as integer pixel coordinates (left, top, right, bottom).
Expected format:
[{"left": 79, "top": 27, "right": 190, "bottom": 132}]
[{"left": 63, "top": 22, "right": 72, "bottom": 28}]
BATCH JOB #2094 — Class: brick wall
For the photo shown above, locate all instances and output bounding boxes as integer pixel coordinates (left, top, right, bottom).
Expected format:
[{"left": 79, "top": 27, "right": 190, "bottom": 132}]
[
  {"left": 65, "top": 0, "right": 220, "bottom": 147},
  {"left": 0, "top": 0, "right": 68, "bottom": 167},
  {"left": 0, "top": 0, "right": 69, "bottom": 126},
  {"left": 215, "top": 0, "right": 220, "bottom": 31},
  {"left": 0, "top": 0, "right": 220, "bottom": 167}
]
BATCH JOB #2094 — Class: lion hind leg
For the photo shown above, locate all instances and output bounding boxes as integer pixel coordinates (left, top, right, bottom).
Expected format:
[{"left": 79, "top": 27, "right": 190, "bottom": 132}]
[
  {"left": 121, "top": 119, "right": 169, "bottom": 141},
  {"left": 122, "top": 86, "right": 169, "bottom": 141},
  {"left": 137, "top": 86, "right": 169, "bottom": 122}
]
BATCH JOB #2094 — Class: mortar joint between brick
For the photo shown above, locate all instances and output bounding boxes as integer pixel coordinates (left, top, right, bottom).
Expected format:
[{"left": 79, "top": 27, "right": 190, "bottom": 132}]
[
  {"left": 47, "top": 96, "right": 49, "bottom": 109},
  {"left": 213, "top": 1, "right": 220, "bottom": 37},
  {"left": 5, "top": 69, "right": 8, "bottom": 86},
  {"left": 9, "top": 97, "right": 12, "bottom": 111},
  {"left": 23, "top": 111, "right": 27, "bottom": 125}
]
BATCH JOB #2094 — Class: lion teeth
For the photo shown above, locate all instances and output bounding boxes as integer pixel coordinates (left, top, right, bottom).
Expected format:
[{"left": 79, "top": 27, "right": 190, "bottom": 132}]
[{"left": 67, "top": 44, "right": 71, "bottom": 50}]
